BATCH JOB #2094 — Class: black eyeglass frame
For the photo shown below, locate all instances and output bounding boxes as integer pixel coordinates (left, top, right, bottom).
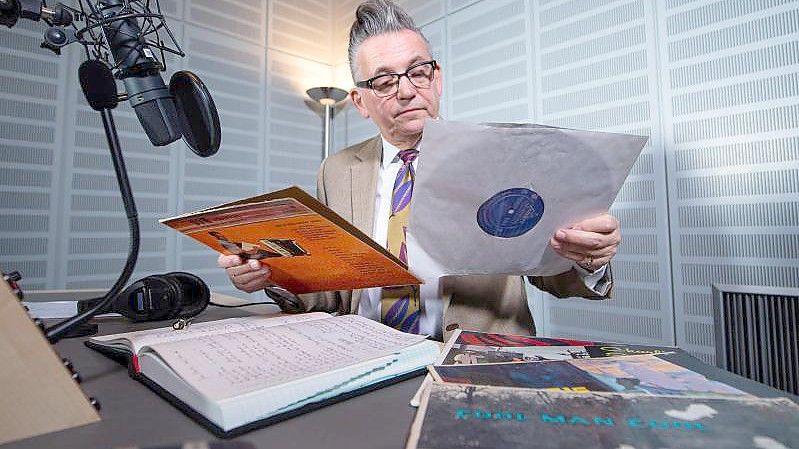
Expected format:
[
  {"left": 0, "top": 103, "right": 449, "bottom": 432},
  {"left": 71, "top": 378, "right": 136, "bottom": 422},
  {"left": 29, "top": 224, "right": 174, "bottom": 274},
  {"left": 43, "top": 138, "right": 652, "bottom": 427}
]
[{"left": 355, "top": 60, "right": 438, "bottom": 97}]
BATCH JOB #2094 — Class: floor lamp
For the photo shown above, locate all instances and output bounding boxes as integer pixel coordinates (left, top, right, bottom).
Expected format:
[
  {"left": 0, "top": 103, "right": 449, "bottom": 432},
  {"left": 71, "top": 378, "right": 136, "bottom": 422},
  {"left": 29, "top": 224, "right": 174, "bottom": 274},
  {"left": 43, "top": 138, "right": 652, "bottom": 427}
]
[{"left": 306, "top": 87, "right": 348, "bottom": 159}]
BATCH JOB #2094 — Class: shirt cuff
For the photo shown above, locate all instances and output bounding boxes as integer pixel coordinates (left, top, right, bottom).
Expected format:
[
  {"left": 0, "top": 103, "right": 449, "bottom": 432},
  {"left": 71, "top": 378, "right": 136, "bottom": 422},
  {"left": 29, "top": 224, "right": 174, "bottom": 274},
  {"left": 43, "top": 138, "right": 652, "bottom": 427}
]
[
  {"left": 573, "top": 263, "right": 611, "bottom": 295},
  {"left": 264, "top": 286, "right": 304, "bottom": 313}
]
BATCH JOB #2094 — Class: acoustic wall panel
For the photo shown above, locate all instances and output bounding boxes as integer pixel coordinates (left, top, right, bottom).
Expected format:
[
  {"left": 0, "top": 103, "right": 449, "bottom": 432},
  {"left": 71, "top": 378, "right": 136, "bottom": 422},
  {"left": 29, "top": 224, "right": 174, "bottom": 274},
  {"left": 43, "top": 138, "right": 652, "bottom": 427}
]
[
  {"left": 335, "top": 103, "right": 378, "bottom": 151},
  {"left": 0, "top": 19, "right": 68, "bottom": 290},
  {"left": 397, "top": 0, "right": 445, "bottom": 27},
  {"left": 534, "top": 0, "right": 673, "bottom": 345},
  {"left": 659, "top": 0, "right": 799, "bottom": 363},
  {"left": 332, "top": 0, "right": 360, "bottom": 67},
  {"left": 330, "top": 2, "right": 360, "bottom": 153},
  {"left": 160, "top": 0, "right": 183, "bottom": 20},
  {"left": 266, "top": 50, "right": 328, "bottom": 194},
  {"left": 447, "top": 0, "right": 481, "bottom": 14},
  {"left": 269, "top": 0, "right": 332, "bottom": 64},
  {"left": 186, "top": 0, "right": 265, "bottom": 45},
  {"left": 177, "top": 24, "right": 266, "bottom": 294},
  {"left": 446, "top": 0, "right": 533, "bottom": 123},
  {"left": 422, "top": 19, "right": 448, "bottom": 120}
]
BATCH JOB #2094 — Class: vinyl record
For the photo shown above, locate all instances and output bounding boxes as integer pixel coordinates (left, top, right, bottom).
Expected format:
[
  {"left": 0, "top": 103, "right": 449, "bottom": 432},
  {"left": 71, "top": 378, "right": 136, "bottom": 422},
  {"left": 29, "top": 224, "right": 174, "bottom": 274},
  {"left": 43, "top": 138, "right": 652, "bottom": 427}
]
[{"left": 476, "top": 188, "right": 545, "bottom": 238}]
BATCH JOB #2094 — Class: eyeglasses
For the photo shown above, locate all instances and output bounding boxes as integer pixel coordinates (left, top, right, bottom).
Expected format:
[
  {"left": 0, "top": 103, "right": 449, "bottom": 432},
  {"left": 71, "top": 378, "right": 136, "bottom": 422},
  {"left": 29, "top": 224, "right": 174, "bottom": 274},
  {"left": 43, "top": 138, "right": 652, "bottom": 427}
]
[{"left": 355, "top": 60, "right": 437, "bottom": 97}]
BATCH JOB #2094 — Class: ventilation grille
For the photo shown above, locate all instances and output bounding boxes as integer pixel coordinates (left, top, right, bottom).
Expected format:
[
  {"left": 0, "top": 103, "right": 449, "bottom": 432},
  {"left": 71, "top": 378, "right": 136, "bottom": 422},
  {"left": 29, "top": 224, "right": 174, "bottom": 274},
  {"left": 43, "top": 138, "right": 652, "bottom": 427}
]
[{"left": 712, "top": 284, "right": 798, "bottom": 395}]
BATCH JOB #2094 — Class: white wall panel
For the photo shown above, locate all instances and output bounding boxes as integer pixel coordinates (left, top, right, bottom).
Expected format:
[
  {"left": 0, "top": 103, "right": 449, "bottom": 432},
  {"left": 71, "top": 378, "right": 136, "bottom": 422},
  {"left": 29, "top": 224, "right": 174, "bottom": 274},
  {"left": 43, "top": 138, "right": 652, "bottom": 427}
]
[
  {"left": 176, "top": 24, "right": 266, "bottom": 294},
  {"left": 269, "top": 0, "right": 332, "bottom": 64},
  {"left": 397, "top": 0, "right": 445, "bottom": 26},
  {"left": 422, "top": 19, "right": 448, "bottom": 120},
  {"left": 267, "top": 50, "right": 328, "bottom": 193},
  {"left": 447, "top": 0, "right": 533, "bottom": 122},
  {"left": 535, "top": 0, "right": 673, "bottom": 345},
  {"left": 659, "top": 0, "right": 799, "bottom": 363},
  {"left": 447, "top": 0, "right": 481, "bottom": 14},
  {"left": 0, "top": 19, "right": 69, "bottom": 290},
  {"left": 187, "top": 0, "right": 265, "bottom": 45},
  {"left": 332, "top": 0, "right": 360, "bottom": 66}
]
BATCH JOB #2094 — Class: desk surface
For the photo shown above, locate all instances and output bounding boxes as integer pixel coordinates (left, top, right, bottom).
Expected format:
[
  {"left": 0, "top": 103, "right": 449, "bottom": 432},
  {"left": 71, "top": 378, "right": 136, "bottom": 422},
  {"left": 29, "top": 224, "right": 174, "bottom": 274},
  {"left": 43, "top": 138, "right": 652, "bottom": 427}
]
[{"left": 2, "top": 307, "right": 794, "bottom": 449}]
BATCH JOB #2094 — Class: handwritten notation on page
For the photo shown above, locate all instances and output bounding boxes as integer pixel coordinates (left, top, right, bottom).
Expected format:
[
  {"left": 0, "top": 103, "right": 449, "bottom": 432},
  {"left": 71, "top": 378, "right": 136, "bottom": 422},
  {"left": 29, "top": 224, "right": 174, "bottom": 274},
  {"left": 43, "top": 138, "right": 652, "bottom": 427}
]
[
  {"left": 92, "top": 312, "right": 331, "bottom": 354},
  {"left": 145, "top": 315, "right": 427, "bottom": 400}
]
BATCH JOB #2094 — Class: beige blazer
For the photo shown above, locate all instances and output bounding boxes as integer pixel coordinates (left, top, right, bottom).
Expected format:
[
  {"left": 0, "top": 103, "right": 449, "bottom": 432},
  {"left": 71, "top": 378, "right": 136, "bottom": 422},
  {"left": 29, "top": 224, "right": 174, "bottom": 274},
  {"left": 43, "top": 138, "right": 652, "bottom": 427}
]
[{"left": 287, "top": 136, "right": 611, "bottom": 341}]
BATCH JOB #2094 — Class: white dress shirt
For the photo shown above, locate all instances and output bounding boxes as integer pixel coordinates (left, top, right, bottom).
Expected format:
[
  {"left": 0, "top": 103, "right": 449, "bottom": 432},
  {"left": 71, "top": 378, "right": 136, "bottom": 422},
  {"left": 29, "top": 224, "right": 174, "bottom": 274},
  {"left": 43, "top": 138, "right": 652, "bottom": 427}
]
[{"left": 358, "top": 136, "right": 609, "bottom": 339}]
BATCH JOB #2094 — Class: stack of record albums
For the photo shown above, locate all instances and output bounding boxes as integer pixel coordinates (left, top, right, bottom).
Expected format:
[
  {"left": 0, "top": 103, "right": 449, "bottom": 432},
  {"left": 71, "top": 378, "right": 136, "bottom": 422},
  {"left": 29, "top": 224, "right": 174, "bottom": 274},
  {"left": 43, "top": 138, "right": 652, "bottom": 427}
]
[{"left": 405, "top": 330, "right": 798, "bottom": 449}]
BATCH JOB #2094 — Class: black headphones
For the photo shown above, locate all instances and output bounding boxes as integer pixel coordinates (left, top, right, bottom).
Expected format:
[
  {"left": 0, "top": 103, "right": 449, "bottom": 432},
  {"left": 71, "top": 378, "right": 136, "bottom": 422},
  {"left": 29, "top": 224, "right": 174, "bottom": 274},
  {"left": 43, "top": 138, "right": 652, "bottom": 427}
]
[{"left": 78, "top": 272, "right": 210, "bottom": 322}]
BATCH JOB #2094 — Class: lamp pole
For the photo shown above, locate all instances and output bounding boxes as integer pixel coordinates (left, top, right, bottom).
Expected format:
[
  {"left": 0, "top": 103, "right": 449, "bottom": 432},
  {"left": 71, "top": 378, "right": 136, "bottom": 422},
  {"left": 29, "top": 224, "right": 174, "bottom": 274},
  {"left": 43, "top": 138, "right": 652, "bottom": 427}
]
[
  {"left": 306, "top": 87, "right": 348, "bottom": 160},
  {"left": 322, "top": 100, "right": 333, "bottom": 159}
]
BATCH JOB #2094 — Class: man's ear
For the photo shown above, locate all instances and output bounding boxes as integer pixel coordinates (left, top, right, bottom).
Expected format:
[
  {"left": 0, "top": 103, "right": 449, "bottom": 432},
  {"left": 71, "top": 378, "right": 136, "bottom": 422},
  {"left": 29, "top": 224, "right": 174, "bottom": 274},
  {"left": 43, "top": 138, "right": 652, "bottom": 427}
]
[{"left": 350, "top": 89, "right": 371, "bottom": 119}]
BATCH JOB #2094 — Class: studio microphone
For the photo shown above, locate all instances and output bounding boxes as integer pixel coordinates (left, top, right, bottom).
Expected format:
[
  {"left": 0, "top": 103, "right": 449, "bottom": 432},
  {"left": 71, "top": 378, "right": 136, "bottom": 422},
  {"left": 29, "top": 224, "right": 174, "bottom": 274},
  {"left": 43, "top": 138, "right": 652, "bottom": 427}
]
[{"left": 99, "top": 0, "right": 181, "bottom": 147}]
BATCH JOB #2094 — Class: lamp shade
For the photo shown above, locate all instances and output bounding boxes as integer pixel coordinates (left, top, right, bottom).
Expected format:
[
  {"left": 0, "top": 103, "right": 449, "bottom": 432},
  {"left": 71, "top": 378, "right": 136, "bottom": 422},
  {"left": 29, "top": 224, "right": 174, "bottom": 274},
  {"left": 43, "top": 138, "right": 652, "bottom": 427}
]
[{"left": 306, "top": 86, "right": 348, "bottom": 105}]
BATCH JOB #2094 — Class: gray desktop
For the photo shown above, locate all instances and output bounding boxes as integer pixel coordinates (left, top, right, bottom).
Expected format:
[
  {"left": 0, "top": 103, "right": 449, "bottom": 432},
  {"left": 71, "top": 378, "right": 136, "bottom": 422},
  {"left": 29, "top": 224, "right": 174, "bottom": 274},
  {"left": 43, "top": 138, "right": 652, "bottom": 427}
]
[{"left": 2, "top": 306, "right": 794, "bottom": 449}]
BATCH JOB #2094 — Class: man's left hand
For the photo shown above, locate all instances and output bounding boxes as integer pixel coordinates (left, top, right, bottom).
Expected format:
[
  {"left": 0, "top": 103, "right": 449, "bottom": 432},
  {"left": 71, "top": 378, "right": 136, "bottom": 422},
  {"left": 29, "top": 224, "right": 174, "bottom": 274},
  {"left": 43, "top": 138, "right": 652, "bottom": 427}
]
[{"left": 550, "top": 213, "right": 620, "bottom": 272}]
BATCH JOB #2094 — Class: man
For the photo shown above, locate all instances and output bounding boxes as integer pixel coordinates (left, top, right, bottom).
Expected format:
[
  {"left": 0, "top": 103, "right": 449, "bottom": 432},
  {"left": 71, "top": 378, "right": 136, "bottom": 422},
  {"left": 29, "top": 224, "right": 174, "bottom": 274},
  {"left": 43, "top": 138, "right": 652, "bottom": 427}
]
[{"left": 219, "top": 0, "right": 620, "bottom": 340}]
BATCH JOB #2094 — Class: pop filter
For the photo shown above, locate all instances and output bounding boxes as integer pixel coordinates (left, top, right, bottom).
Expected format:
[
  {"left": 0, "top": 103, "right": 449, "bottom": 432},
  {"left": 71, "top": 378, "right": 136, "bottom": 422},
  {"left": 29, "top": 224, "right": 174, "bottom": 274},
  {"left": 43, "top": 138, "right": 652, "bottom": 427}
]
[
  {"left": 169, "top": 70, "right": 221, "bottom": 157},
  {"left": 78, "top": 60, "right": 118, "bottom": 111}
]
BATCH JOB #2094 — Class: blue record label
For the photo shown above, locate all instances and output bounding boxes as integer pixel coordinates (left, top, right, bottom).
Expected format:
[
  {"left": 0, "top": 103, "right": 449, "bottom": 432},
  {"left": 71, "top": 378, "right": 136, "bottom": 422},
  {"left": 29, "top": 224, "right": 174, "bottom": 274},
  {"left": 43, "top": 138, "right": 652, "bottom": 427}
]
[{"left": 476, "top": 188, "right": 545, "bottom": 238}]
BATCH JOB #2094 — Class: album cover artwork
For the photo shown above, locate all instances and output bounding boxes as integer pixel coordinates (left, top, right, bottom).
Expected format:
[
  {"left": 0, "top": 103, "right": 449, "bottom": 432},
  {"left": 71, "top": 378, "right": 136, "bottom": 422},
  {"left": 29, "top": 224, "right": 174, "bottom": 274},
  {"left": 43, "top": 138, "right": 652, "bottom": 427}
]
[
  {"left": 438, "top": 330, "right": 679, "bottom": 367},
  {"left": 454, "top": 330, "right": 594, "bottom": 347},
  {"left": 431, "top": 361, "right": 612, "bottom": 392},
  {"left": 430, "top": 355, "right": 748, "bottom": 397},
  {"left": 570, "top": 355, "right": 747, "bottom": 396},
  {"left": 440, "top": 345, "right": 591, "bottom": 365},
  {"left": 584, "top": 343, "right": 677, "bottom": 358},
  {"left": 406, "top": 383, "right": 799, "bottom": 449}
]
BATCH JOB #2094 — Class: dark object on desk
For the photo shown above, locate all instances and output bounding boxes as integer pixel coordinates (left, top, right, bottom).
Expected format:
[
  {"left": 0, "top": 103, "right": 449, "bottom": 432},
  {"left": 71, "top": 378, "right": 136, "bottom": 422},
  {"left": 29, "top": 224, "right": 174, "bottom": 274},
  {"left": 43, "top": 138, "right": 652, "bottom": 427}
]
[
  {"left": 60, "top": 321, "right": 99, "bottom": 338},
  {"left": 408, "top": 383, "right": 799, "bottom": 449},
  {"left": 78, "top": 272, "right": 209, "bottom": 322}
]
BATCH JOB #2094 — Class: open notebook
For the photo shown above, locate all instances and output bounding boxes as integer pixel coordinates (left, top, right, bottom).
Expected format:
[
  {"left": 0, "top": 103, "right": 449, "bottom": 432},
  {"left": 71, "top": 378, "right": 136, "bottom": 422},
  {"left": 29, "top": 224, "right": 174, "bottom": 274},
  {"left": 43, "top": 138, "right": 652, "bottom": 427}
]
[{"left": 86, "top": 312, "right": 439, "bottom": 437}]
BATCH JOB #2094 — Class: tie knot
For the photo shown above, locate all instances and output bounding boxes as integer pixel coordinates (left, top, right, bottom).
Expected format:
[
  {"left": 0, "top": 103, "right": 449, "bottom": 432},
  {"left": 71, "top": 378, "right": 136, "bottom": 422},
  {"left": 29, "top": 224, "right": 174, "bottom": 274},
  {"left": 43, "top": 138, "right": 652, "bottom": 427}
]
[{"left": 398, "top": 149, "right": 418, "bottom": 164}]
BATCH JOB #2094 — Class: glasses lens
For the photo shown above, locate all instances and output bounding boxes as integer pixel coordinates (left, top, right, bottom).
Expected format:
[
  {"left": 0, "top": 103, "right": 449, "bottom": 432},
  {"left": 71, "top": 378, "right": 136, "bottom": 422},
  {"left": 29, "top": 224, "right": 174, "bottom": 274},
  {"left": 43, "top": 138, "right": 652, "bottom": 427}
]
[
  {"left": 407, "top": 63, "right": 434, "bottom": 88},
  {"left": 371, "top": 74, "right": 398, "bottom": 96}
]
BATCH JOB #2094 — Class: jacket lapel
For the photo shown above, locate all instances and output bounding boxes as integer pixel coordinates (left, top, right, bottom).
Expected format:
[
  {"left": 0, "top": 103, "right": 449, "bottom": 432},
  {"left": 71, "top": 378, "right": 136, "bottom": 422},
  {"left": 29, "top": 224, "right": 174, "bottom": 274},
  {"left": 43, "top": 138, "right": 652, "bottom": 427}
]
[
  {"left": 346, "top": 136, "right": 381, "bottom": 314},
  {"left": 350, "top": 136, "right": 381, "bottom": 236}
]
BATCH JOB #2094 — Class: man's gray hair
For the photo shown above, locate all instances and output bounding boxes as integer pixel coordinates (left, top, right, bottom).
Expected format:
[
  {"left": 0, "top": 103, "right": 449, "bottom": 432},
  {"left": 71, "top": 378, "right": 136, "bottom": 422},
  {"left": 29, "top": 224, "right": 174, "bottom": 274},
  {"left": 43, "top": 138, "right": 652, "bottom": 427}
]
[{"left": 348, "top": 0, "right": 430, "bottom": 81}]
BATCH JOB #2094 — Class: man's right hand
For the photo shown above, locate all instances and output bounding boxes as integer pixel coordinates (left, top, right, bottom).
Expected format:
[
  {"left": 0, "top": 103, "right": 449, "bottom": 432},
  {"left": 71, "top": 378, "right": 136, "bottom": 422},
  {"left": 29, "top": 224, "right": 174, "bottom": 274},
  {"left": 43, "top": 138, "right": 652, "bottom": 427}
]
[{"left": 217, "top": 254, "right": 273, "bottom": 293}]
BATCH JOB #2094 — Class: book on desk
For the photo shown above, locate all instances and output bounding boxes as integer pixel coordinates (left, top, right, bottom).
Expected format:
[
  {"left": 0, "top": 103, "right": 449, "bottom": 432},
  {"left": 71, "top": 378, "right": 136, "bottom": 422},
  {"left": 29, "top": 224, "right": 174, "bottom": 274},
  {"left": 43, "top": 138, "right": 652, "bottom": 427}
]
[{"left": 85, "top": 312, "right": 439, "bottom": 438}]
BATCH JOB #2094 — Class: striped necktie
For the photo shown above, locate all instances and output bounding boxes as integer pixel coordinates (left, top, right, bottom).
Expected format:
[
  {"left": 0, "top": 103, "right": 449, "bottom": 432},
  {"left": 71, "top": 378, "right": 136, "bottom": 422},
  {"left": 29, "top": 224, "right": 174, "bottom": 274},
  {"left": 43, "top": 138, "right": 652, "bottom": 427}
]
[{"left": 381, "top": 148, "right": 420, "bottom": 333}]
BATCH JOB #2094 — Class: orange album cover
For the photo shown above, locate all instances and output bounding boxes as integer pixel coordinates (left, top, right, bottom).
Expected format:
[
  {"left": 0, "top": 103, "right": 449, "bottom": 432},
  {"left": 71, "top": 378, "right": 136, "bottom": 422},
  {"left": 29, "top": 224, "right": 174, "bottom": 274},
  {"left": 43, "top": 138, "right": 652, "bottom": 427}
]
[{"left": 160, "top": 186, "right": 421, "bottom": 294}]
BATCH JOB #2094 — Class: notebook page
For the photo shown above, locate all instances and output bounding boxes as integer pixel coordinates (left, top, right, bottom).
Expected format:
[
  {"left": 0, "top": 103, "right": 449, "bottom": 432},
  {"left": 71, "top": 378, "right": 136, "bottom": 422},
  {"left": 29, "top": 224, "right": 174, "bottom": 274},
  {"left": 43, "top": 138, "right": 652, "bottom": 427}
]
[
  {"left": 143, "top": 314, "right": 428, "bottom": 400},
  {"left": 91, "top": 312, "right": 331, "bottom": 354},
  {"left": 220, "top": 339, "right": 440, "bottom": 429}
]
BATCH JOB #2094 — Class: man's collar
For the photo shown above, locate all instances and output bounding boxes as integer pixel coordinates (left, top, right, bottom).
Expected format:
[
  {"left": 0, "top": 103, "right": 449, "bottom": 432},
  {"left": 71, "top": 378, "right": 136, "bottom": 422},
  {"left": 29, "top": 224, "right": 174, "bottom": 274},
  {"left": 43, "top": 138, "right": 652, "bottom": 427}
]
[
  {"left": 380, "top": 136, "right": 402, "bottom": 169},
  {"left": 380, "top": 135, "right": 423, "bottom": 168}
]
